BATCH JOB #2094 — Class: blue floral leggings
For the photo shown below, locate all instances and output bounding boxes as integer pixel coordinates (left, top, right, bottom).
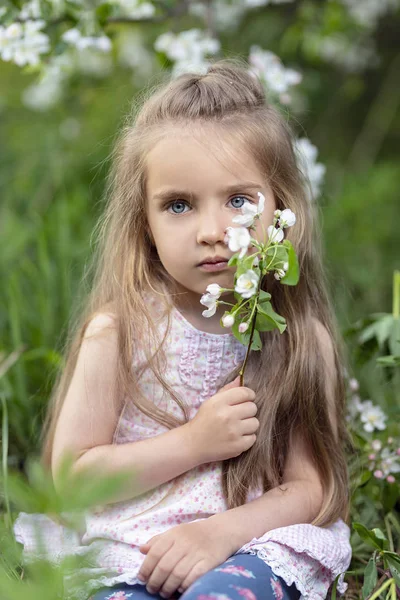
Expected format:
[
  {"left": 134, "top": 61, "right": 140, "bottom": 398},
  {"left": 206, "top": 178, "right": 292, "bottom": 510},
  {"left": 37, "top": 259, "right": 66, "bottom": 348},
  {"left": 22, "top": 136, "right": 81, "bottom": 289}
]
[{"left": 89, "top": 554, "right": 300, "bottom": 600}]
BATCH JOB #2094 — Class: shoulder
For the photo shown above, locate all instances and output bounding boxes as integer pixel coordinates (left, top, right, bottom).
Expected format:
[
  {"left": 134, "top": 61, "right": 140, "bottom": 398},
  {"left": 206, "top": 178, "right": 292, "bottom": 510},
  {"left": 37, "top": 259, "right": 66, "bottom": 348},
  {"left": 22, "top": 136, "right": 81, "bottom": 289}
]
[{"left": 83, "top": 308, "right": 118, "bottom": 340}]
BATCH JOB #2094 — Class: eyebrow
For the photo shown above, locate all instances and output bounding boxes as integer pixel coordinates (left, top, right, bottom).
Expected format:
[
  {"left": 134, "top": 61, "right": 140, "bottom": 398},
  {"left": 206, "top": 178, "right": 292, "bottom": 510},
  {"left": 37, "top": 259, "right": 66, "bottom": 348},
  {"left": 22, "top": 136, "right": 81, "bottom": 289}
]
[{"left": 152, "top": 182, "right": 261, "bottom": 202}]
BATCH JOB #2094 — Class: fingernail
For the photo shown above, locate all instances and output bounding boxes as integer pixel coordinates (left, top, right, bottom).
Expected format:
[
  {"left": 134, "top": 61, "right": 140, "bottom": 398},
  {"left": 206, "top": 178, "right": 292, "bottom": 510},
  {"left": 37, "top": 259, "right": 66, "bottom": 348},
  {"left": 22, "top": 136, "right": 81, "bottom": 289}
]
[
  {"left": 160, "top": 593, "right": 168, "bottom": 598},
  {"left": 138, "top": 573, "right": 146, "bottom": 582},
  {"left": 146, "top": 587, "right": 155, "bottom": 595}
]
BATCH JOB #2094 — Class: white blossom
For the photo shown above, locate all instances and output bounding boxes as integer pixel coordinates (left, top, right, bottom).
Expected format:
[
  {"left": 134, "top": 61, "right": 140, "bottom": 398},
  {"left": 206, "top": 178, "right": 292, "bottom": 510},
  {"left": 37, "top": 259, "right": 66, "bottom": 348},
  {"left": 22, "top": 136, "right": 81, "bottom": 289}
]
[
  {"left": 62, "top": 29, "right": 112, "bottom": 53},
  {"left": 235, "top": 270, "right": 259, "bottom": 299},
  {"left": 249, "top": 46, "right": 301, "bottom": 104},
  {"left": 154, "top": 29, "right": 220, "bottom": 77},
  {"left": 111, "top": 0, "right": 155, "bottom": 19},
  {"left": 222, "top": 314, "right": 235, "bottom": 328},
  {"left": 232, "top": 192, "right": 265, "bottom": 227},
  {"left": 360, "top": 400, "right": 387, "bottom": 433},
  {"left": 274, "top": 268, "right": 286, "bottom": 280},
  {"left": 371, "top": 439, "right": 382, "bottom": 451},
  {"left": 279, "top": 209, "right": 296, "bottom": 228},
  {"left": 206, "top": 283, "right": 223, "bottom": 298},
  {"left": 294, "top": 138, "right": 326, "bottom": 201},
  {"left": 225, "top": 226, "right": 251, "bottom": 259},
  {"left": 380, "top": 447, "right": 400, "bottom": 477},
  {"left": 267, "top": 226, "right": 284, "bottom": 243},
  {"left": 239, "top": 322, "right": 249, "bottom": 333},
  {"left": 0, "top": 20, "right": 49, "bottom": 66},
  {"left": 319, "top": 34, "right": 379, "bottom": 73},
  {"left": 340, "top": 0, "right": 399, "bottom": 29},
  {"left": 200, "top": 293, "right": 218, "bottom": 317}
]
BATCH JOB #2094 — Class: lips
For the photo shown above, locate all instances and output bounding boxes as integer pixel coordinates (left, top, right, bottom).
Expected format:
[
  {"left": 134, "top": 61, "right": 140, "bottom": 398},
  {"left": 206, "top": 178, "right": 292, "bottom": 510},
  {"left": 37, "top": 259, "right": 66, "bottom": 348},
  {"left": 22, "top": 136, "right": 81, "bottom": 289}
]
[{"left": 198, "top": 256, "right": 229, "bottom": 266}]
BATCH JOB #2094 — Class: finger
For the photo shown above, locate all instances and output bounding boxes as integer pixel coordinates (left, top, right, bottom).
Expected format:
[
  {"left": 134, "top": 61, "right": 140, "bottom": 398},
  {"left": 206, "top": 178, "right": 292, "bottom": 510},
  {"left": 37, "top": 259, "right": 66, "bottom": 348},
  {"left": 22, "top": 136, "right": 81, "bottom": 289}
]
[
  {"left": 232, "top": 401, "right": 258, "bottom": 419},
  {"left": 160, "top": 555, "right": 194, "bottom": 598},
  {"left": 145, "top": 544, "right": 185, "bottom": 594},
  {"left": 179, "top": 560, "right": 208, "bottom": 592},
  {"left": 138, "top": 538, "right": 174, "bottom": 583},
  {"left": 220, "top": 376, "right": 241, "bottom": 390},
  {"left": 224, "top": 387, "right": 256, "bottom": 405},
  {"left": 240, "top": 417, "right": 259, "bottom": 435},
  {"left": 139, "top": 533, "right": 163, "bottom": 554}
]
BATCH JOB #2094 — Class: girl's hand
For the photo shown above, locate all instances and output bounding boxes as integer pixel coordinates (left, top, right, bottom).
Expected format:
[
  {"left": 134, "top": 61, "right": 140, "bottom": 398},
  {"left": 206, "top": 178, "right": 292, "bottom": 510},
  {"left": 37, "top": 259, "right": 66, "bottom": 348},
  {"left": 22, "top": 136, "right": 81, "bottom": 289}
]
[
  {"left": 188, "top": 377, "right": 259, "bottom": 464},
  {"left": 138, "top": 519, "right": 235, "bottom": 598}
]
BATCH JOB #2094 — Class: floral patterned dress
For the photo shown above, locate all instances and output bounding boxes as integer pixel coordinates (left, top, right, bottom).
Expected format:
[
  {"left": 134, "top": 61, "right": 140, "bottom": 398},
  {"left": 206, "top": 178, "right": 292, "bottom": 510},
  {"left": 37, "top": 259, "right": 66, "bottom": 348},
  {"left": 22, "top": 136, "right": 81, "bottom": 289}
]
[{"left": 13, "top": 297, "right": 352, "bottom": 600}]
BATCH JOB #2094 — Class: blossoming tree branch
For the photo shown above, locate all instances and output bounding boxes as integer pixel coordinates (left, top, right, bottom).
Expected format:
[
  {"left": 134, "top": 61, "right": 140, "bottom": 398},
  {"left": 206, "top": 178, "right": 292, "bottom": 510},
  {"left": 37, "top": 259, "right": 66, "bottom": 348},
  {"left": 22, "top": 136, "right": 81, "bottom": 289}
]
[{"left": 200, "top": 193, "right": 298, "bottom": 385}]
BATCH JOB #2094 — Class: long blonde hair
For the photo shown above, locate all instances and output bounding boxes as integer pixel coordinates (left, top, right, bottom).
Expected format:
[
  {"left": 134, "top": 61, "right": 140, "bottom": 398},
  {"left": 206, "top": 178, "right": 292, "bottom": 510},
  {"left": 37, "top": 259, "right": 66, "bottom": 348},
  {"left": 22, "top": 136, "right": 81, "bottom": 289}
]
[{"left": 42, "top": 59, "right": 350, "bottom": 527}]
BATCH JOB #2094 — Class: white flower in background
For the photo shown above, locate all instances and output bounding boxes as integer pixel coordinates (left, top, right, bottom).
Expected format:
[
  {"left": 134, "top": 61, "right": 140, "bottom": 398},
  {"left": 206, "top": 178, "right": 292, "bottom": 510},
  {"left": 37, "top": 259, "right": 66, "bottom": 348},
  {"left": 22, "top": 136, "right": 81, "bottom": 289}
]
[
  {"left": 0, "top": 20, "right": 49, "bottom": 66},
  {"left": 239, "top": 322, "right": 249, "bottom": 333},
  {"left": 371, "top": 439, "right": 382, "bottom": 451},
  {"left": 206, "top": 283, "right": 223, "bottom": 298},
  {"left": 340, "top": 0, "right": 399, "bottom": 29},
  {"left": 225, "top": 226, "right": 251, "bottom": 258},
  {"left": 380, "top": 447, "right": 400, "bottom": 477},
  {"left": 267, "top": 226, "right": 284, "bottom": 243},
  {"left": 279, "top": 209, "right": 296, "bottom": 228},
  {"left": 76, "top": 48, "right": 113, "bottom": 77},
  {"left": 22, "top": 52, "right": 73, "bottom": 111},
  {"left": 222, "top": 314, "right": 235, "bottom": 328},
  {"left": 349, "top": 378, "right": 359, "bottom": 391},
  {"left": 245, "top": 0, "right": 293, "bottom": 5},
  {"left": 155, "top": 29, "right": 220, "bottom": 77},
  {"left": 111, "top": 0, "right": 155, "bottom": 18},
  {"left": 347, "top": 394, "right": 364, "bottom": 420},
  {"left": 19, "top": 0, "right": 42, "bottom": 19},
  {"left": 360, "top": 400, "right": 387, "bottom": 433},
  {"left": 62, "top": 29, "right": 112, "bottom": 53},
  {"left": 319, "top": 34, "right": 379, "bottom": 73},
  {"left": 294, "top": 138, "right": 326, "bottom": 201},
  {"left": 200, "top": 293, "right": 218, "bottom": 317},
  {"left": 232, "top": 193, "right": 265, "bottom": 227},
  {"left": 235, "top": 270, "right": 259, "bottom": 299},
  {"left": 249, "top": 46, "right": 301, "bottom": 104}
]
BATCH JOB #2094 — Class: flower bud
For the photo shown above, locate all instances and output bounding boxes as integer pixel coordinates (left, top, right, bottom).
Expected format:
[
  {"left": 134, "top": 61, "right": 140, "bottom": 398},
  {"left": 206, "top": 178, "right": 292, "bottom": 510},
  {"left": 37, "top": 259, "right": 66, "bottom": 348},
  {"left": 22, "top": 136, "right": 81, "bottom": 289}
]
[
  {"left": 283, "top": 262, "right": 289, "bottom": 271},
  {"left": 368, "top": 454, "right": 375, "bottom": 461},
  {"left": 274, "top": 210, "right": 282, "bottom": 218},
  {"left": 222, "top": 314, "right": 235, "bottom": 328},
  {"left": 373, "top": 470, "right": 383, "bottom": 479},
  {"left": 239, "top": 322, "right": 249, "bottom": 333},
  {"left": 387, "top": 475, "right": 395, "bottom": 484}
]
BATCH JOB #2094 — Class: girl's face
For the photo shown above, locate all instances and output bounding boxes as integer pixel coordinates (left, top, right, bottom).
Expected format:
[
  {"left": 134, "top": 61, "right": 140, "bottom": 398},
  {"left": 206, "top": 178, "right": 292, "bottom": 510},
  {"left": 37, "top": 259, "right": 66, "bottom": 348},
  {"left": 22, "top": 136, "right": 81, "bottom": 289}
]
[{"left": 145, "top": 125, "right": 276, "bottom": 311}]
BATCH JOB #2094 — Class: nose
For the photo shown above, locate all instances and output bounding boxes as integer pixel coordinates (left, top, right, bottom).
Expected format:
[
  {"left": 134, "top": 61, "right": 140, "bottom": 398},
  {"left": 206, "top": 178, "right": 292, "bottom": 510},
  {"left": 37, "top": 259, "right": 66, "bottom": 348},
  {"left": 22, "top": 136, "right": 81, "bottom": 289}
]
[{"left": 196, "top": 207, "right": 226, "bottom": 246}]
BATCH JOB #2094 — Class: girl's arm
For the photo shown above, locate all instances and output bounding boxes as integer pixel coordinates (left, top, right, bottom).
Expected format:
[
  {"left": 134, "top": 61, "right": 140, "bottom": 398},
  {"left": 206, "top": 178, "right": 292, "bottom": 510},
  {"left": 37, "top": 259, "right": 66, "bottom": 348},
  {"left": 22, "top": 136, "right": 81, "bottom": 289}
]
[{"left": 51, "top": 313, "right": 202, "bottom": 505}]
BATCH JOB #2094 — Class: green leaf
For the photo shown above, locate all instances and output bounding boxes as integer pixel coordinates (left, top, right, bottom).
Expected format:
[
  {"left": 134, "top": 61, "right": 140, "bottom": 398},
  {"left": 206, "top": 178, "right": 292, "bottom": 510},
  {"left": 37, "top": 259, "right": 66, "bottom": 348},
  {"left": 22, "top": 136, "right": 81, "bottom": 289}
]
[
  {"left": 386, "top": 555, "right": 400, "bottom": 588},
  {"left": 353, "top": 522, "right": 387, "bottom": 550},
  {"left": 96, "top": 2, "right": 114, "bottom": 25},
  {"left": 255, "top": 312, "right": 278, "bottom": 332},
  {"left": 359, "top": 314, "right": 393, "bottom": 347},
  {"left": 389, "top": 318, "right": 400, "bottom": 356},
  {"left": 377, "top": 355, "right": 400, "bottom": 367},
  {"left": 228, "top": 253, "right": 239, "bottom": 267},
  {"left": 280, "top": 240, "right": 299, "bottom": 286},
  {"left": 361, "top": 557, "right": 377, "bottom": 599},
  {"left": 258, "top": 290, "right": 272, "bottom": 304},
  {"left": 257, "top": 302, "right": 287, "bottom": 334},
  {"left": 250, "top": 329, "right": 262, "bottom": 351}
]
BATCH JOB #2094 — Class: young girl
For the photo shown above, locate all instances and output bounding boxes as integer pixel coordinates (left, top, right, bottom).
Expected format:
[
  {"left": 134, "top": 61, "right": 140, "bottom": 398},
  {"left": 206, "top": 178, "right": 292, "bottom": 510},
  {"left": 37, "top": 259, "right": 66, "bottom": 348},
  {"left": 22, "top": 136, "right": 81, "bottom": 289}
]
[{"left": 14, "top": 60, "right": 352, "bottom": 600}]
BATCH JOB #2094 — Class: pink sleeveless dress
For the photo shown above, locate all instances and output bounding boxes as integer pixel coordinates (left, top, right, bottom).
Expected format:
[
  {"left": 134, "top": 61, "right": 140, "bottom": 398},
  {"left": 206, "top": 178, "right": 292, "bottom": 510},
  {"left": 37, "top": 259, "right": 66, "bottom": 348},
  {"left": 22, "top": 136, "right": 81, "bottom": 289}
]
[{"left": 14, "top": 300, "right": 351, "bottom": 600}]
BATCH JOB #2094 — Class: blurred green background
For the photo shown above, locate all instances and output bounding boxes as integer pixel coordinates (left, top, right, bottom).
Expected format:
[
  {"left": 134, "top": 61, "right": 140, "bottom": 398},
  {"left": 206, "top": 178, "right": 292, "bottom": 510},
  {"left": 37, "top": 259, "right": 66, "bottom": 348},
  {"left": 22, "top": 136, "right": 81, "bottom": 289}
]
[{"left": 0, "top": 0, "right": 399, "bottom": 468}]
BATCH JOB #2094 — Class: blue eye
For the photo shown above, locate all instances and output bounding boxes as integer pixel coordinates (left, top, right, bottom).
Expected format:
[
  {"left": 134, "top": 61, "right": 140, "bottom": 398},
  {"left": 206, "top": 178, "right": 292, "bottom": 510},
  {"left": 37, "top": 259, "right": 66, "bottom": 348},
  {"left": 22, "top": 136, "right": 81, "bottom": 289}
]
[
  {"left": 230, "top": 196, "right": 249, "bottom": 209},
  {"left": 168, "top": 201, "right": 190, "bottom": 214}
]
